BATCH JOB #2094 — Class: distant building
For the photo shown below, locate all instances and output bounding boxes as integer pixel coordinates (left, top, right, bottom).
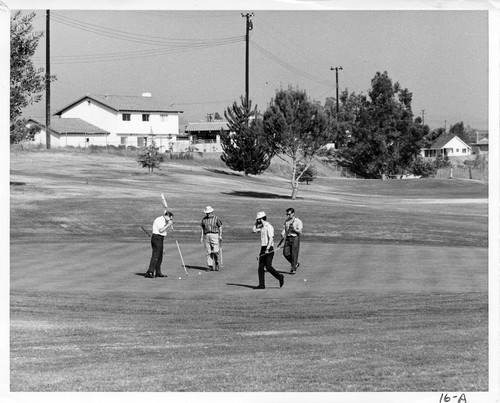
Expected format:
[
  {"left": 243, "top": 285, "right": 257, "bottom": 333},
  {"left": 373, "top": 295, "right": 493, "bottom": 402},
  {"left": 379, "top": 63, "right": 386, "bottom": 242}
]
[
  {"left": 184, "top": 120, "right": 229, "bottom": 152},
  {"left": 29, "top": 93, "right": 183, "bottom": 151},
  {"left": 470, "top": 136, "right": 489, "bottom": 156},
  {"left": 420, "top": 133, "right": 471, "bottom": 158},
  {"left": 27, "top": 117, "right": 109, "bottom": 148}
]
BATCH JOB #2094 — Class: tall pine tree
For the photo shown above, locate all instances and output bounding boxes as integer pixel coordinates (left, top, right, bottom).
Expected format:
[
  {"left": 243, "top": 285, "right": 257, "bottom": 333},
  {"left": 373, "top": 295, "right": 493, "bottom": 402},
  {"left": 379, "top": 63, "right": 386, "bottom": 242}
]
[{"left": 220, "top": 96, "right": 275, "bottom": 176}]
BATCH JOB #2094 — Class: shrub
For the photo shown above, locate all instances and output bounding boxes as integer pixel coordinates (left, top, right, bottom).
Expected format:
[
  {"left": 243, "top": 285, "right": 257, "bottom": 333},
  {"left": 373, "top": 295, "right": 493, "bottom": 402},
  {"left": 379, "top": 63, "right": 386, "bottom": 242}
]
[{"left": 410, "top": 157, "right": 437, "bottom": 178}]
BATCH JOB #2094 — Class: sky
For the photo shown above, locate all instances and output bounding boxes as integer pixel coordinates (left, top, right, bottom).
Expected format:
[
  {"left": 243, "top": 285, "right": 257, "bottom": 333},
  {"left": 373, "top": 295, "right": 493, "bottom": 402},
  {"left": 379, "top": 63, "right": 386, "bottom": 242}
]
[{"left": 7, "top": 1, "right": 494, "bottom": 131}]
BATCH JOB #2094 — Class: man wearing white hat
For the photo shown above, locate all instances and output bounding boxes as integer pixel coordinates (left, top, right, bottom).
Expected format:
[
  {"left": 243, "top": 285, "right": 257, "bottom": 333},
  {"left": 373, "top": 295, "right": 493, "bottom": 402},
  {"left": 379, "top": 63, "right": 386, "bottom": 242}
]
[
  {"left": 200, "top": 206, "right": 223, "bottom": 271},
  {"left": 252, "top": 211, "right": 284, "bottom": 289}
]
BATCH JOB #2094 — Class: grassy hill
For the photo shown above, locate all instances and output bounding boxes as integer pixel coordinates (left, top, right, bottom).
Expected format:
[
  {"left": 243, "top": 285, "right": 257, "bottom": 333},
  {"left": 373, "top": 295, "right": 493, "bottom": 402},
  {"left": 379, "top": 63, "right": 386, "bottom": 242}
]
[
  {"left": 10, "top": 149, "right": 488, "bottom": 247},
  {"left": 9, "top": 149, "right": 489, "bottom": 392}
]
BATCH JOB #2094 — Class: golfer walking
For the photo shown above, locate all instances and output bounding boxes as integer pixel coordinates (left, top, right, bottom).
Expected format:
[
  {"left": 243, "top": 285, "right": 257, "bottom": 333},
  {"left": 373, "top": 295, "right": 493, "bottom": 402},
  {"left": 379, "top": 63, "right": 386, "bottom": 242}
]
[
  {"left": 281, "top": 207, "right": 303, "bottom": 274},
  {"left": 200, "top": 206, "right": 223, "bottom": 271},
  {"left": 146, "top": 211, "right": 174, "bottom": 278},
  {"left": 253, "top": 212, "right": 284, "bottom": 289}
]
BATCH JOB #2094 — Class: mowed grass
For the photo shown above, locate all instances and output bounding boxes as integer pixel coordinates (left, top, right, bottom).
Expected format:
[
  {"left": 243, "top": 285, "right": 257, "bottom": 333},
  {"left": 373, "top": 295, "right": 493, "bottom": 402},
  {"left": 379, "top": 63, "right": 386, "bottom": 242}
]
[{"left": 9, "top": 150, "right": 489, "bottom": 392}]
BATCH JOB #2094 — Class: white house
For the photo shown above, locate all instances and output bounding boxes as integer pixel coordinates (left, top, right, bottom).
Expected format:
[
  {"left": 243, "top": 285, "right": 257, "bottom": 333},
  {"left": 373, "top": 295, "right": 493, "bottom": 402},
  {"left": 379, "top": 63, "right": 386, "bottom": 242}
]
[
  {"left": 420, "top": 134, "right": 471, "bottom": 158},
  {"left": 51, "top": 93, "right": 183, "bottom": 151},
  {"left": 27, "top": 117, "right": 110, "bottom": 148}
]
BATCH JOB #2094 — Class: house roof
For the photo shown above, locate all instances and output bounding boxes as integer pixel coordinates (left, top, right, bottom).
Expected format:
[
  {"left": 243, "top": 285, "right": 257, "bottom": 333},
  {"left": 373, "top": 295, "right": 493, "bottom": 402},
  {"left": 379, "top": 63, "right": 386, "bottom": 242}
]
[
  {"left": 471, "top": 137, "right": 489, "bottom": 146},
  {"left": 184, "top": 121, "right": 229, "bottom": 133},
  {"left": 27, "top": 117, "right": 109, "bottom": 135},
  {"left": 428, "top": 133, "right": 470, "bottom": 150},
  {"left": 54, "top": 94, "right": 184, "bottom": 115}
]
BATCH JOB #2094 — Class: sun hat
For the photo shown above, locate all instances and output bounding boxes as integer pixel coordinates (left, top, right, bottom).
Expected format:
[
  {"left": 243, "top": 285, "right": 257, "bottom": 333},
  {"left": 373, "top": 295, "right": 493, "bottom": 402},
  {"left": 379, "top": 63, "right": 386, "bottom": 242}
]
[
  {"left": 256, "top": 211, "right": 266, "bottom": 219},
  {"left": 204, "top": 206, "right": 214, "bottom": 214}
]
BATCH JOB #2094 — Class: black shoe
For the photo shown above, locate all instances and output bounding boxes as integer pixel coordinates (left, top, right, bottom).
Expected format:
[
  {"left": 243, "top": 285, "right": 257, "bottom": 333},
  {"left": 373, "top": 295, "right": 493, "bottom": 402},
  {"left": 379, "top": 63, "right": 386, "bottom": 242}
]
[
  {"left": 279, "top": 275, "right": 284, "bottom": 288},
  {"left": 155, "top": 273, "right": 166, "bottom": 278},
  {"left": 146, "top": 272, "right": 154, "bottom": 278},
  {"left": 254, "top": 285, "right": 265, "bottom": 289},
  {"left": 289, "top": 270, "right": 296, "bottom": 275}
]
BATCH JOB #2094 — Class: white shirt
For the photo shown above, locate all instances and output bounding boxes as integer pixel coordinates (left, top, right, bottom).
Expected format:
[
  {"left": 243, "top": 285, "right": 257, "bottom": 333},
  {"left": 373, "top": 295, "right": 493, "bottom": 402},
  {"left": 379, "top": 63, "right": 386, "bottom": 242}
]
[
  {"left": 253, "top": 221, "right": 274, "bottom": 247},
  {"left": 152, "top": 216, "right": 169, "bottom": 236}
]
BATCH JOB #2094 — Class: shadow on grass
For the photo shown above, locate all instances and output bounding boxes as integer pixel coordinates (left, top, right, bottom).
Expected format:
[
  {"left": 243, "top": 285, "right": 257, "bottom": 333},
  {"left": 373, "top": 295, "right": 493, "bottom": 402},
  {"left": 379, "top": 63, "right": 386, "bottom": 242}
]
[
  {"left": 222, "top": 190, "right": 297, "bottom": 199},
  {"left": 226, "top": 283, "right": 258, "bottom": 289},
  {"left": 185, "top": 265, "right": 208, "bottom": 271},
  {"left": 204, "top": 168, "right": 242, "bottom": 177},
  {"left": 135, "top": 272, "right": 151, "bottom": 278}
]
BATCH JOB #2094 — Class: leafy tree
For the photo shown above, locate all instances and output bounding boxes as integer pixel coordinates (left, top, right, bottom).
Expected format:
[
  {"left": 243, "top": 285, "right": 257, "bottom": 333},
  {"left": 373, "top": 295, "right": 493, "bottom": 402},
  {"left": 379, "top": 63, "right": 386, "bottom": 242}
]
[
  {"left": 220, "top": 96, "right": 275, "bottom": 176},
  {"left": 137, "top": 138, "right": 165, "bottom": 174},
  {"left": 424, "top": 127, "right": 446, "bottom": 147},
  {"left": 263, "top": 86, "right": 332, "bottom": 199},
  {"left": 332, "top": 71, "right": 429, "bottom": 179},
  {"left": 10, "top": 118, "right": 39, "bottom": 144},
  {"left": 10, "top": 11, "right": 53, "bottom": 123},
  {"left": 449, "top": 121, "right": 477, "bottom": 145},
  {"left": 297, "top": 163, "right": 317, "bottom": 184}
]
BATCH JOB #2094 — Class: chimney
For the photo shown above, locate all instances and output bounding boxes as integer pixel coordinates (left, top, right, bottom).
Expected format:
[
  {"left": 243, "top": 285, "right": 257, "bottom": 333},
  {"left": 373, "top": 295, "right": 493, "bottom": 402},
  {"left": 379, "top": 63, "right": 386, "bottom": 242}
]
[{"left": 142, "top": 92, "right": 152, "bottom": 98}]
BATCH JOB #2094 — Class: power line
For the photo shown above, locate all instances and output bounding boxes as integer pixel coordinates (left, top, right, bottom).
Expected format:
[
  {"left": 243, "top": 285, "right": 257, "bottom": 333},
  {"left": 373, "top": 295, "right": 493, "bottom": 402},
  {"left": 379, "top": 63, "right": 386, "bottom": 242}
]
[
  {"left": 50, "top": 12, "right": 244, "bottom": 47},
  {"left": 250, "top": 40, "right": 333, "bottom": 87}
]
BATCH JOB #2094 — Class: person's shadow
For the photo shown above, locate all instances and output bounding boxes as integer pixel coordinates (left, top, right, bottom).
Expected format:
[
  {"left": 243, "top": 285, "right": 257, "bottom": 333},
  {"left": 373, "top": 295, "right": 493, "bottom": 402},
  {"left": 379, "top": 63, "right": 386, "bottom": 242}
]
[{"left": 227, "top": 283, "right": 265, "bottom": 289}]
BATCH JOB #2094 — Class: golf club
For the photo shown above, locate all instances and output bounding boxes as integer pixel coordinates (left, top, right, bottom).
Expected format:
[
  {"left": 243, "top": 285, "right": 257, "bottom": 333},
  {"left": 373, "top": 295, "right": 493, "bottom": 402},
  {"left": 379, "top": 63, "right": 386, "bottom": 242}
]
[
  {"left": 256, "top": 245, "right": 283, "bottom": 260},
  {"left": 219, "top": 239, "right": 224, "bottom": 269},
  {"left": 141, "top": 226, "right": 151, "bottom": 238}
]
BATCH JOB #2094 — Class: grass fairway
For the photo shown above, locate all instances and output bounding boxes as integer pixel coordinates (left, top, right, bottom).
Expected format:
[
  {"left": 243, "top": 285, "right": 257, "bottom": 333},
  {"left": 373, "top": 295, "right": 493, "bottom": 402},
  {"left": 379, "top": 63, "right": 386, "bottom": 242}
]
[{"left": 10, "top": 150, "right": 489, "bottom": 392}]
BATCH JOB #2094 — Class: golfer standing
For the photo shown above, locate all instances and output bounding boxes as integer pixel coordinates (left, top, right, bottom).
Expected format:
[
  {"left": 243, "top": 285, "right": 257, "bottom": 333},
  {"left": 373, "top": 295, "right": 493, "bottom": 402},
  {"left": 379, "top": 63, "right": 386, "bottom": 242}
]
[
  {"left": 253, "top": 212, "right": 284, "bottom": 289},
  {"left": 146, "top": 211, "right": 174, "bottom": 278},
  {"left": 281, "top": 207, "right": 303, "bottom": 274},
  {"left": 200, "top": 206, "right": 223, "bottom": 271}
]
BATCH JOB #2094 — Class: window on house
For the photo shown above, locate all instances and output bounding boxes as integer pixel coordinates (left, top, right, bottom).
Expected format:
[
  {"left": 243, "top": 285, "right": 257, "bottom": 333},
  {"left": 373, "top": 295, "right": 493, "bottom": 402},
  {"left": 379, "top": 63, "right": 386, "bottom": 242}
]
[
  {"left": 160, "top": 114, "right": 168, "bottom": 122},
  {"left": 142, "top": 114, "right": 150, "bottom": 122},
  {"left": 122, "top": 113, "right": 131, "bottom": 121},
  {"left": 462, "top": 148, "right": 466, "bottom": 153}
]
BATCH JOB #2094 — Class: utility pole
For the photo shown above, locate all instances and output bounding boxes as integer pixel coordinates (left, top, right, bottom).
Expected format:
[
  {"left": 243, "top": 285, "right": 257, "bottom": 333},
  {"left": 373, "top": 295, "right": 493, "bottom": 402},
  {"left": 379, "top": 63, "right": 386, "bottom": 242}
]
[
  {"left": 330, "top": 66, "right": 343, "bottom": 115},
  {"left": 241, "top": 12, "right": 254, "bottom": 110},
  {"left": 421, "top": 110, "right": 425, "bottom": 125},
  {"left": 45, "top": 10, "right": 51, "bottom": 149}
]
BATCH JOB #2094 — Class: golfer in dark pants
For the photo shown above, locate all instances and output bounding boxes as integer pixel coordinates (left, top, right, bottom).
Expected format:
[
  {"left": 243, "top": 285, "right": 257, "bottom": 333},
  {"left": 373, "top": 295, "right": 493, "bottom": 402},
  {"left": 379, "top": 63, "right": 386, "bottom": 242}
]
[
  {"left": 281, "top": 207, "right": 303, "bottom": 274},
  {"left": 253, "top": 211, "right": 284, "bottom": 289},
  {"left": 146, "top": 211, "right": 173, "bottom": 278}
]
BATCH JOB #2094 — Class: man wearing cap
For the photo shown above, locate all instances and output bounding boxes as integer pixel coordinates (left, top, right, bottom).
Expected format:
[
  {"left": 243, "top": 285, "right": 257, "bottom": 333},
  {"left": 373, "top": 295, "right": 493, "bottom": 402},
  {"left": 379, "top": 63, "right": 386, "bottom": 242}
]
[
  {"left": 146, "top": 211, "right": 174, "bottom": 278},
  {"left": 200, "top": 206, "right": 223, "bottom": 271},
  {"left": 281, "top": 207, "right": 303, "bottom": 274},
  {"left": 253, "top": 212, "right": 284, "bottom": 289}
]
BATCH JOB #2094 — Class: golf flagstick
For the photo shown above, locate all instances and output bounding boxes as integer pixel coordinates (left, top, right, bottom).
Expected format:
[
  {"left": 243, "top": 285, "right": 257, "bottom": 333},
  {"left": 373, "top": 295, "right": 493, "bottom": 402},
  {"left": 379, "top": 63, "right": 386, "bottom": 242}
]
[
  {"left": 161, "top": 192, "right": 168, "bottom": 209},
  {"left": 176, "top": 240, "right": 188, "bottom": 276}
]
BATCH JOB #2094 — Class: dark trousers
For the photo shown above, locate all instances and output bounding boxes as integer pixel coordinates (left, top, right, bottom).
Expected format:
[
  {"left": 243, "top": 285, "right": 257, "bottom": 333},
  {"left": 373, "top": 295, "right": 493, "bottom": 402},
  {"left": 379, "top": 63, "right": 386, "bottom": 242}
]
[
  {"left": 283, "top": 236, "right": 300, "bottom": 269},
  {"left": 148, "top": 234, "right": 165, "bottom": 276},
  {"left": 258, "top": 246, "right": 282, "bottom": 286}
]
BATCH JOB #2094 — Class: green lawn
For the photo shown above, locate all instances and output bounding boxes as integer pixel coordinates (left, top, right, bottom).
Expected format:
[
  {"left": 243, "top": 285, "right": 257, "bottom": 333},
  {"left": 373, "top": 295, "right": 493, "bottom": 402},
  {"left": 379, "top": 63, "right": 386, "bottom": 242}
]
[{"left": 9, "top": 150, "right": 489, "bottom": 392}]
